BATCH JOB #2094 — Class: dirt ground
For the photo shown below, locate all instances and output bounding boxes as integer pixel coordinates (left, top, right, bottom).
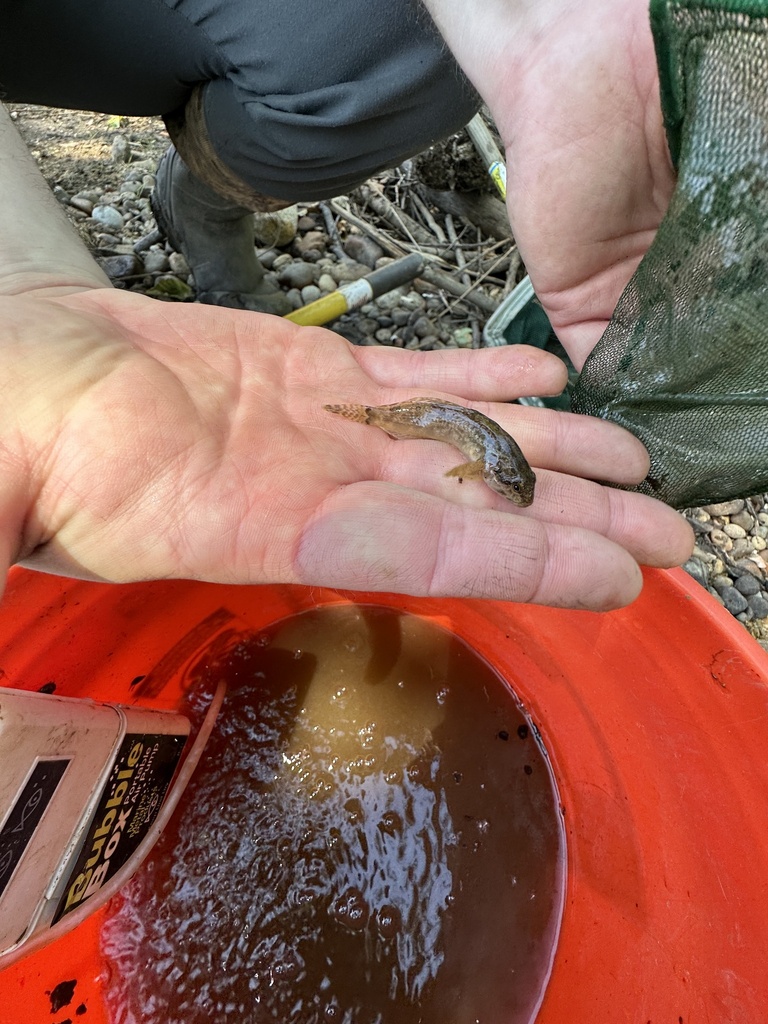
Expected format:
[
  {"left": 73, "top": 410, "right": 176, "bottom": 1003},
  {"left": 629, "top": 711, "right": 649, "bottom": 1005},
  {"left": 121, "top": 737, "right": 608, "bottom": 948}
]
[
  {"left": 9, "top": 104, "right": 167, "bottom": 195},
  {"left": 10, "top": 102, "right": 493, "bottom": 201}
]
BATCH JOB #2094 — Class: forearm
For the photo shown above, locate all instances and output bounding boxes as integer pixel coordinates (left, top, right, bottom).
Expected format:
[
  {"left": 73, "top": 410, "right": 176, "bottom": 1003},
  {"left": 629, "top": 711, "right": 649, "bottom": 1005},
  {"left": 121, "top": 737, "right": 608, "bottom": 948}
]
[
  {"left": 421, "top": 0, "right": 630, "bottom": 141},
  {"left": 420, "top": 0, "right": 534, "bottom": 138},
  {"left": 0, "top": 103, "right": 109, "bottom": 294}
]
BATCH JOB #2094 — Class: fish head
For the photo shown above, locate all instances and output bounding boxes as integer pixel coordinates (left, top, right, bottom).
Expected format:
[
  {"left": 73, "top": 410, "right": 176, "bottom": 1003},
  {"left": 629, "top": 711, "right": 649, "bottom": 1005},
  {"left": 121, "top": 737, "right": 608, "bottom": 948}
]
[{"left": 485, "top": 462, "right": 536, "bottom": 508}]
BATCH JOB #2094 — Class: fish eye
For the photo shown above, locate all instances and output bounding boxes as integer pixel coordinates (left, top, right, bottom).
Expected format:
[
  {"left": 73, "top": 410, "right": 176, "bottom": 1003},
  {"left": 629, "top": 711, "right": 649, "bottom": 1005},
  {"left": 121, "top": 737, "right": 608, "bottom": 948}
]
[{"left": 513, "top": 483, "right": 520, "bottom": 492}]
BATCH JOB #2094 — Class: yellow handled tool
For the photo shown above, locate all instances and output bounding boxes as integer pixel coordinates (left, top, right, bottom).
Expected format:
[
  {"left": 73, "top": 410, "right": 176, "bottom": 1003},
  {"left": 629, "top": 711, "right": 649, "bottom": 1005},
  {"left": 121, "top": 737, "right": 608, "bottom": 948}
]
[
  {"left": 465, "top": 114, "right": 507, "bottom": 200},
  {"left": 284, "top": 252, "right": 425, "bottom": 327}
]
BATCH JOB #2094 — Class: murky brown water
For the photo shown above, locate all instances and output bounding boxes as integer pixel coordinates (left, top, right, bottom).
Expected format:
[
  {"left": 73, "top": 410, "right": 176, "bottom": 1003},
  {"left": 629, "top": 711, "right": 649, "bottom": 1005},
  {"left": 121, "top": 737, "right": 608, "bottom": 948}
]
[{"left": 102, "top": 605, "right": 564, "bottom": 1023}]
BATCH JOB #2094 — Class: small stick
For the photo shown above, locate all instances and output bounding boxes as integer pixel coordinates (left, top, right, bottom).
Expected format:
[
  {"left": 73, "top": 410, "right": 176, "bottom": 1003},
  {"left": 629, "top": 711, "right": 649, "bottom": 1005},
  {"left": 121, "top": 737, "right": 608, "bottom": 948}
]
[
  {"left": 445, "top": 247, "right": 510, "bottom": 308},
  {"left": 465, "top": 113, "right": 507, "bottom": 199},
  {"left": 472, "top": 318, "right": 482, "bottom": 349},
  {"left": 329, "top": 198, "right": 409, "bottom": 258},
  {"left": 359, "top": 184, "right": 455, "bottom": 262},
  {"left": 418, "top": 264, "right": 498, "bottom": 316},
  {"left": 445, "top": 214, "right": 471, "bottom": 288},
  {"left": 318, "top": 201, "right": 348, "bottom": 261},
  {"left": 410, "top": 190, "right": 447, "bottom": 244}
]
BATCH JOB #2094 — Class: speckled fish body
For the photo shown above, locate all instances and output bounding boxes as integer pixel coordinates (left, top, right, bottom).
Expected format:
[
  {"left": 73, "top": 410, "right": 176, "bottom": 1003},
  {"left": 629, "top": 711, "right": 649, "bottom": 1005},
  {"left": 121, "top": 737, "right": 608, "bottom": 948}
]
[{"left": 324, "top": 399, "right": 536, "bottom": 507}]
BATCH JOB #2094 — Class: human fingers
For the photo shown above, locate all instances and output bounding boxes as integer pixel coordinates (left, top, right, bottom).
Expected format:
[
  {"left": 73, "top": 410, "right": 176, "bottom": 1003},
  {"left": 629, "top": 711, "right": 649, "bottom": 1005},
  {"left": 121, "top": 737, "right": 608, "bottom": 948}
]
[
  {"left": 517, "top": 469, "right": 693, "bottom": 569},
  {"left": 294, "top": 480, "right": 643, "bottom": 610},
  {"left": 351, "top": 342, "right": 569, "bottom": 401},
  {"left": 365, "top": 440, "right": 691, "bottom": 570},
  {"left": 461, "top": 403, "right": 650, "bottom": 486},
  {"left": 319, "top": 397, "right": 690, "bottom": 568}
]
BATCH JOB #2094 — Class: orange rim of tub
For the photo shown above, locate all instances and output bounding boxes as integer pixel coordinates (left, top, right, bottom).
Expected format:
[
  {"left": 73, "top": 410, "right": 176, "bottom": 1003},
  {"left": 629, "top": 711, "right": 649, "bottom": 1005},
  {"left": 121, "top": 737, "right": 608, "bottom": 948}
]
[{"left": 1, "top": 565, "right": 767, "bottom": 1023}]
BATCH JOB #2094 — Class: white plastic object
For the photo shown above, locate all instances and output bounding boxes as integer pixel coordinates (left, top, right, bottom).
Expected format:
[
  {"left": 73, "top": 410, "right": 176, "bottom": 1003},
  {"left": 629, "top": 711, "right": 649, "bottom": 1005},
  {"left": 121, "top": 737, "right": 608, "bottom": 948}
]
[{"left": 0, "top": 686, "right": 218, "bottom": 965}]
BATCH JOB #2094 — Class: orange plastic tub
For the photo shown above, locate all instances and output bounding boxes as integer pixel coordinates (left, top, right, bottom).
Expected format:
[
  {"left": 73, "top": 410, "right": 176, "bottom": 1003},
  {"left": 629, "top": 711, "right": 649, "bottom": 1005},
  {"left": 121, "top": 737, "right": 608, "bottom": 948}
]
[{"left": 1, "top": 565, "right": 767, "bottom": 1022}]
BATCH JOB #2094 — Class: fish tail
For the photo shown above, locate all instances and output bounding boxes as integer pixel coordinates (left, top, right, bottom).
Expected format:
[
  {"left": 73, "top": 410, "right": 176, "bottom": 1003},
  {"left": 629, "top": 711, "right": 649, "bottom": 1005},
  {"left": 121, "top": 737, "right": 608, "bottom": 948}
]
[{"left": 323, "top": 403, "right": 371, "bottom": 424}]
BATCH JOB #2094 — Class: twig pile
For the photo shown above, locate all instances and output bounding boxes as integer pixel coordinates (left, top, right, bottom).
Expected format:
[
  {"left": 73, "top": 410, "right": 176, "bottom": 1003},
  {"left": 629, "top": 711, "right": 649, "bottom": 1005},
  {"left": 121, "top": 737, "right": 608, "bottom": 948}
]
[{"left": 323, "top": 160, "right": 523, "bottom": 347}]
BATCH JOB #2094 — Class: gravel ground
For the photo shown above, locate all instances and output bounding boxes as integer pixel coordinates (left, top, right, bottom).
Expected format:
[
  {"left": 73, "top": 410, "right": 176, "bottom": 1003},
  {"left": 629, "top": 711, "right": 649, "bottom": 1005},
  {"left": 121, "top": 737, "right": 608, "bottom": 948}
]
[
  {"left": 12, "top": 105, "right": 768, "bottom": 652},
  {"left": 681, "top": 500, "right": 768, "bottom": 649}
]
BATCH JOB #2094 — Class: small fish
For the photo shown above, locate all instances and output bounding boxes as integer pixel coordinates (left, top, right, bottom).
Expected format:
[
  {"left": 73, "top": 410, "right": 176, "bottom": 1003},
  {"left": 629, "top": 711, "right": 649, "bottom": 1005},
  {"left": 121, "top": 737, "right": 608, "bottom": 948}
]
[{"left": 324, "top": 399, "right": 535, "bottom": 507}]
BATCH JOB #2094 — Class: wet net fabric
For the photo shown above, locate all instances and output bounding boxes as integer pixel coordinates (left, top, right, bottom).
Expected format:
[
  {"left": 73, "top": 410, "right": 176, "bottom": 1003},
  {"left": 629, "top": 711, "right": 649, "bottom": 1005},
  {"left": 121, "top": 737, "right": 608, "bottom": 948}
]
[{"left": 572, "top": 0, "right": 768, "bottom": 508}]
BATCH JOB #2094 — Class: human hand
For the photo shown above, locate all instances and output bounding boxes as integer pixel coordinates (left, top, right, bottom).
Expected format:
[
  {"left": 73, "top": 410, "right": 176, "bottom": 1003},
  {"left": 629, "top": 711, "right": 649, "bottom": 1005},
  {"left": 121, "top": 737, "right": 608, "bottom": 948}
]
[
  {"left": 425, "top": 0, "right": 675, "bottom": 370},
  {"left": 1, "top": 287, "right": 691, "bottom": 609},
  {"left": 502, "top": 0, "right": 675, "bottom": 367}
]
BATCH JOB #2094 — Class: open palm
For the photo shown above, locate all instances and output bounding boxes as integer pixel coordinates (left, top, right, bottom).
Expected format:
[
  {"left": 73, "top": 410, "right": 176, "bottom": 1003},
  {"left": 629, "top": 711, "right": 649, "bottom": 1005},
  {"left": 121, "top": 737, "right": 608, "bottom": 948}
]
[{"left": 6, "top": 287, "right": 689, "bottom": 608}]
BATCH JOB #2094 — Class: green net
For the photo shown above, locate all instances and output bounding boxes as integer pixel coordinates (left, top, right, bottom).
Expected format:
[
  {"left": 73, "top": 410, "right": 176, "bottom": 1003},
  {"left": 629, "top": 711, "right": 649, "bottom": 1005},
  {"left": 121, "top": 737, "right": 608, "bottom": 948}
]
[{"left": 572, "top": 0, "right": 768, "bottom": 509}]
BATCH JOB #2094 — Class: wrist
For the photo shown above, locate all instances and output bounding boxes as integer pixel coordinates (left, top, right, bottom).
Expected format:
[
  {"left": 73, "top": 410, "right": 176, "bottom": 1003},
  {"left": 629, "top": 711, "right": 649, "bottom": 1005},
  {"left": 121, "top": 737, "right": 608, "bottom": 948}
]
[{"left": 0, "top": 293, "right": 119, "bottom": 582}]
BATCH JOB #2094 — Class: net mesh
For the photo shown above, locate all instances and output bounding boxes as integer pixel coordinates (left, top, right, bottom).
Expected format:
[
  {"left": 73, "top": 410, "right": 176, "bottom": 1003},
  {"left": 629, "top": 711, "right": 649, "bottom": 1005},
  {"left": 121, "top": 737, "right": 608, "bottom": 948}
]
[{"left": 572, "top": 0, "right": 768, "bottom": 508}]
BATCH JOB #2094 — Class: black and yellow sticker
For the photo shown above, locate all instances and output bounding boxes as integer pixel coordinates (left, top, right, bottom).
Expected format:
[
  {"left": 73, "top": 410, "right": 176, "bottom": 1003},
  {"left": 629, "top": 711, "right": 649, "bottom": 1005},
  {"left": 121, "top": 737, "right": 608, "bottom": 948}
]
[{"left": 55, "top": 732, "right": 186, "bottom": 921}]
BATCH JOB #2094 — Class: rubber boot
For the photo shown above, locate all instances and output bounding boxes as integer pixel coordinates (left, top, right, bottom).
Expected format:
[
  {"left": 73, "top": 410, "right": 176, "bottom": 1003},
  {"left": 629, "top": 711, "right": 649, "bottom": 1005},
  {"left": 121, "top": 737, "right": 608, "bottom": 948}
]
[{"left": 151, "top": 145, "right": 292, "bottom": 315}]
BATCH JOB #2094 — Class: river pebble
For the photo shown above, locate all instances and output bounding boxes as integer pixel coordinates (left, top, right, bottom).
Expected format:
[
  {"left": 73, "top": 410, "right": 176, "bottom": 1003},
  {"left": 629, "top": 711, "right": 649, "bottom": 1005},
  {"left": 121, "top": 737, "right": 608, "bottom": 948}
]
[
  {"left": 143, "top": 250, "right": 170, "bottom": 274},
  {"left": 168, "top": 251, "right": 190, "bottom": 277},
  {"left": 735, "top": 574, "right": 761, "bottom": 597},
  {"left": 277, "top": 261, "right": 316, "bottom": 289},
  {"left": 329, "top": 260, "right": 370, "bottom": 285},
  {"left": 294, "top": 230, "right": 327, "bottom": 257},
  {"left": 92, "top": 204, "right": 125, "bottom": 232},
  {"left": 318, "top": 272, "right": 337, "bottom": 293},
  {"left": 343, "top": 234, "right": 385, "bottom": 268},
  {"left": 97, "top": 253, "right": 142, "bottom": 280}
]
